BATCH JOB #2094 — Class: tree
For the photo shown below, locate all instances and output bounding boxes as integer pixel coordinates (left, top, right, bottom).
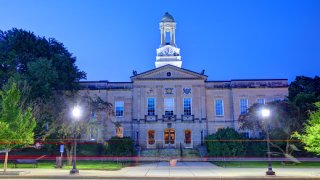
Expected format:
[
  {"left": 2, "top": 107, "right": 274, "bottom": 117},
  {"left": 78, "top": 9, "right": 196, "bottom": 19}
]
[
  {"left": 289, "top": 76, "right": 320, "bottom": 121},
  {"left": 294, "top": 102, "right": 320, "bottom": 155},
  {"left": 0, "top": 28, "right": 86, "bottom": 93},
  {"left": 44, "top": 91, "right": 112, "bottom": 165},
  {"left": 0, "top": 83, "right": 36, "bottom": 172},
  {"left": 0, "top": 28, "right": 86, "bottom": 140},
  {"left": 205, "top": 128, "right": 246, "bottom": 157},
  {"left": 239, "top": 101, "right": 302, "bottom": 161}
]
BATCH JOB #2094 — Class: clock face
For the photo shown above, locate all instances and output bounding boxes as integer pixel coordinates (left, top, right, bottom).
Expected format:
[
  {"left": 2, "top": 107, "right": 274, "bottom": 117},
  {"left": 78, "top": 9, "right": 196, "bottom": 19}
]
[{"left": 162, "top": 46, "right": 174, "bottom": 56}]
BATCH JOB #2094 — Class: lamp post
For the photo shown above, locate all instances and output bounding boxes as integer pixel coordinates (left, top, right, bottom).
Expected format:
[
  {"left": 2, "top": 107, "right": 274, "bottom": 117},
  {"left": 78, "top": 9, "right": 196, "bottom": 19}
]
[
  {"left": 70, "top": 106, "right": 81, "bottom": 175},
  {"left": 261, "top": 109, "right": 275, "bottom": 176}
]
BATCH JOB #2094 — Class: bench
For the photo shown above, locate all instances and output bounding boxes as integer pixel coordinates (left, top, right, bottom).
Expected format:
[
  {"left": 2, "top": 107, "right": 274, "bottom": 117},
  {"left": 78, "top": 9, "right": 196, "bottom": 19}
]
[
  {"left": 14, "top": 159, "right": 38, "bottom": 168},
  {"left": 14, "top": 155, "right": 46, "bottom": 168}
]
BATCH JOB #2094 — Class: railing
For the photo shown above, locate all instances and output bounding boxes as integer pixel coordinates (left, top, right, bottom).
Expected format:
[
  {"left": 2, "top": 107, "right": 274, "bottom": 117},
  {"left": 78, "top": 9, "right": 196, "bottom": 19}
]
[
  {"left": 181, "top": 115, "right": 194, "bottom": 121},
  {"left": 145, "top": 115, "right": 157, "bottom": 121},
  {"left": 162, "top": 115, "right": 176, "bottom": 121}
]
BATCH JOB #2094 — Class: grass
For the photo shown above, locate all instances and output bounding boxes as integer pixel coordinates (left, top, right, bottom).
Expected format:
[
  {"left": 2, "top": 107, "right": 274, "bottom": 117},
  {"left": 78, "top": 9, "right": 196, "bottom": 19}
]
[
  {"left": 212, "top": 161, "right": 320, "bottom": 168},
  {"left": 7, "top": 160, "right": 124, "bottom": 170}
]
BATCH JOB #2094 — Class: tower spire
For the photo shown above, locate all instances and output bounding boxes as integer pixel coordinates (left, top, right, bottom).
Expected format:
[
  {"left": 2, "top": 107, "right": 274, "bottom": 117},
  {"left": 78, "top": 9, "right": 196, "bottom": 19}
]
[{"left": 155, "top": 12, "right": 182, "bottom": 68}]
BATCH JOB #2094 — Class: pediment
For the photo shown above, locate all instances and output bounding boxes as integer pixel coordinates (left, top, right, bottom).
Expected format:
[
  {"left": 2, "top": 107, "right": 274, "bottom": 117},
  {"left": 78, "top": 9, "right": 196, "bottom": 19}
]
[{"left": 131, "top": 65, "right": 207, "bottom": 81}]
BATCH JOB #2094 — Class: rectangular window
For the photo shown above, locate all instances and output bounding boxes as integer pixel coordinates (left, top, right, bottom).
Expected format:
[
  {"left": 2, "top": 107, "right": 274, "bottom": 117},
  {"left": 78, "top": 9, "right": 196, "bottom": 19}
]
[
  {"left": 240, "top": 99, "right": 248, "bottom": 115},
  {"left": 273, "top": 98, "right": 283, "bottom": 102},
  {"left": 215, "top": 99, "right": 224, "bottom": 116},
  {"left": 241, "top": 132, "right": 250, "bottom": 138},
  {"left": 164, "top": 98, "right": 174, "bottom": 116},
  {"left": 115, "top": 101, "right": 124, "bottom": 117},
  {"left": 147, "top": 98, "right": 156, "bottom": 116},
  {"left": 257, "top": 98, "right": 265, "bottom": 104},
  {"left": 183, "top": 98, "right": 192, "bottom": 115}
]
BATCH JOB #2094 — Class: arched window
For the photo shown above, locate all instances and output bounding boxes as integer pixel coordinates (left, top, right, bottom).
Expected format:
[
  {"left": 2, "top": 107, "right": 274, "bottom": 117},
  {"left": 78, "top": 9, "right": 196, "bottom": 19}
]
[
  {"left": 148, "top": 130, "right": 155, "bottom": 145},
  {"left": 184, "top": 130, "right": 192, "bottom": 144}
]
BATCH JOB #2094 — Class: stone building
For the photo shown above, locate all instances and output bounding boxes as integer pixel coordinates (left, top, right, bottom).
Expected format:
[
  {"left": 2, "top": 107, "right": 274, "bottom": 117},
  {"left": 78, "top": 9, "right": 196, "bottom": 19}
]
[{"left": 79, "top": 12, "right": 288, "bottom": 149}]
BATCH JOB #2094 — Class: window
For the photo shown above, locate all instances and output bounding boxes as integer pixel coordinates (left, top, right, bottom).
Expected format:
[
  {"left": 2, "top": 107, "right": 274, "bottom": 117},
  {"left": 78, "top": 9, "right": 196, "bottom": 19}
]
[
  {"left": 215, "top": 99, "right": 224, "bottom": 116},
  {"left": 147, "top": 98, "right": 156, "bottom": 116},
  {"left": 115, "top": 101, "right": 124, "bottom": 117},
  {"left": 89, "top": 127, "right": 98, "bottom": 141},
  {"left": 241, "top": 132, "right": 250, "bottom": 138},
  {"left": 164, "top": 128, "right": 175, "bottom": 144},
  {"left": 148, "top": 130, "right": 155, "bottom": 145},
  {"left": 258, "top": 132, "right": 264, "bottom": 138},
  {"left": 257, "top": 98, "right": 265, "bottom": 104},
  {"left": 116, "top": 127, "right": 123, "bottom": 138},
  {"left": 184, "top": 130, "right": 192, "bottom": 144},
  {"left": 273, "top": 98, "right": 283, "bottom": 102},
  {"left": 240, "top": 99, "right": 248, "bottom": 114},
  {"left": 183, "top": 98, "right": 192, "bottom": 115},
  {"left": 164, "top": 98, "right": 174, "bottom": 116}
]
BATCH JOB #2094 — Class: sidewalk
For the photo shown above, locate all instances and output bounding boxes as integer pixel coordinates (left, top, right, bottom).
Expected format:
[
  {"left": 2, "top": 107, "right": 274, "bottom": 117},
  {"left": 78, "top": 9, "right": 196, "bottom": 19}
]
[{"left": 1, "top": 162, "right": 320, "bottom": 179}]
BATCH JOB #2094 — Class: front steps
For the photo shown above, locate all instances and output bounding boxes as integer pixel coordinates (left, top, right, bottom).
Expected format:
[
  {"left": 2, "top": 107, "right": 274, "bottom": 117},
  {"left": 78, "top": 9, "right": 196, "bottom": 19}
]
[{"left": 140, "top": 148, "right": 200, "bottom": 159}]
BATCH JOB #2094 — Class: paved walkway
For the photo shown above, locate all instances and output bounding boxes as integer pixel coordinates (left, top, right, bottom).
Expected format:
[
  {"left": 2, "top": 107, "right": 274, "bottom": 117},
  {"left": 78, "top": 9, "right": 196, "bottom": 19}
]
[{"left": 1, "top": 162, "right": 320, "bottom": 179}]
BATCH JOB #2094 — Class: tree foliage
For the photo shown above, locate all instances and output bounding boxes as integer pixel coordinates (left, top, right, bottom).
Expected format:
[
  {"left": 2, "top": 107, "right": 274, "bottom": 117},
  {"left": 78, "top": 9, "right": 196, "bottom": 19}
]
[
  {"left": 289, "top": 76, "right": 320, "bottom": 120},
  {"left": 239, "top": 101, "right": 302, "bottom": 159},
  {"left": 294, "top": 102, "right": 320, "bottom": 155},
  {"left": 0, "top": 28, "right": 86, "bottom": 97},
  {"left": 43, "top": 91, "right": 112, "bottom": 165},
  {"left": 205, "top": 128, "right": 246, "bottom": 157},
  {"left": 0, "top": 83, "right": 36, "bottom": 172},
  {"left": 0, "top": 28, "right": 86, "bottom": 139}
]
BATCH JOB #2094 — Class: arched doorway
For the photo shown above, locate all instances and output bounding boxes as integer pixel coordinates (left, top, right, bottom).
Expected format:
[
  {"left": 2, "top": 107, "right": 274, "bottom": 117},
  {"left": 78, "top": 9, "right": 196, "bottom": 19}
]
[{"left": 164, "top": 128, "right": 175, "bottom": 148}]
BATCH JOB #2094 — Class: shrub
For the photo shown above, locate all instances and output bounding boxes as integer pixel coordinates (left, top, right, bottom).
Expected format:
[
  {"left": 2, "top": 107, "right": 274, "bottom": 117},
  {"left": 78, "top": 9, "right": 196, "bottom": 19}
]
[
  {"left": 245, "top": 139, "right": 267, "bottom": 157},
  {"left": 205, "top": 128, "right": 246, "bottom": 157},
  {"left": 77, "top": 143, "right": 104, "bottom": 156},
  {"left": 105, "top": 137, "right": 135, "bottom": 156}
]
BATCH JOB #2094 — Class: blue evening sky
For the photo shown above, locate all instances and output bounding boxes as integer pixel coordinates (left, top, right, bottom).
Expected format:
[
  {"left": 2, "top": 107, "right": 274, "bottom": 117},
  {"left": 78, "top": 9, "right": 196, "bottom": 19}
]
[{"left": 1, "top": 0, "right": 319, "bottom": 82}]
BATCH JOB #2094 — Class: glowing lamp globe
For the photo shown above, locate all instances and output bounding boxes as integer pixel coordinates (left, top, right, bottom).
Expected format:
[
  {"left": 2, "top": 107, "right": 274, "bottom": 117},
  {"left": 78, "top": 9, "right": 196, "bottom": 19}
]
[
  {"left": 72, "top": 106, "right": 81, "bottom": 119},
  {"left": 261, "top": 109, "right": 270, "bottom": 118}
]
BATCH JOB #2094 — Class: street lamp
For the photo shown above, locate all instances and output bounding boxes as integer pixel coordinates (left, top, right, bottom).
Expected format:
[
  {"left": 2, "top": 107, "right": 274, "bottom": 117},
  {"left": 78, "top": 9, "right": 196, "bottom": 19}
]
[
  {"left": 261, "top": 108, "right": 275, "bottom": 176},
  {"left": 70, "top": 105, "right": 81, "bottom": 175}
]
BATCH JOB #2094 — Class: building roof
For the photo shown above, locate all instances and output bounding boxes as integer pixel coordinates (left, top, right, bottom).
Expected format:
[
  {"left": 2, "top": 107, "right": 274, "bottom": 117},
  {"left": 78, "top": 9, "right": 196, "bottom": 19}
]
[{"left": 161, "top": 12, "right": 175, "bottom": 22}]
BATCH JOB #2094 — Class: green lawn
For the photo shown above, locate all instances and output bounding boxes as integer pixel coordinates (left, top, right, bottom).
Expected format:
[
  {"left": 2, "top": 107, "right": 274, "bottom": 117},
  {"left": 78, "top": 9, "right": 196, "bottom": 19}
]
[
  {"left": 212, "top": 161, "right": 320, "bottom": 168},
  {"left": 8, "top": 160, "right": 124, "bottom": 170}
]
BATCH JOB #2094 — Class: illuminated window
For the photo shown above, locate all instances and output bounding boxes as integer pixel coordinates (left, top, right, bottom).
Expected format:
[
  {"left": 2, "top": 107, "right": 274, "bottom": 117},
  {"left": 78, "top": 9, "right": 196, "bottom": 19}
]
[
  {"left": 257, "top": 98, "right": 265, "bottom": 104},
  {"left": 147, "top": 98, "right": 156, "bottom": 116},
  {"left": 164, "top": 129, "right": 175, "bottom": 144},
  {"left": 116, "top": 127, "right": 123, "bottom": 138},
  {"left": 184, "top": 130, "right": 192, "bottom": 144},
  {"left": 164, "top": 98, "right": 174, "bottom": 116},
  {"left": 115, "top": 101, "right": 124, "bottom": 117},
  {"left": 240, "top": 99, "right": 248, "bottom": 115},
  {"left": 148, "top": 130, "right": 155, "bottom": 145},
  {"left": 183, "top": 98, "right": 192, "bottom": 115},
  {"left": 215, "top": 99, "right": 224, "bottom": 116}
]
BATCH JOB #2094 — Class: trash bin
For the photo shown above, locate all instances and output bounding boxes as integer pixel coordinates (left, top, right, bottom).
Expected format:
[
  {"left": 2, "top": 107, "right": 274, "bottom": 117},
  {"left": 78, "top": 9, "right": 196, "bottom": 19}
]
[
  {"left": 170, "top": 159, "right": 177, "bottom": 166},
  {"left": 55, "top": 157, "right": 63, "bottom": 168}
]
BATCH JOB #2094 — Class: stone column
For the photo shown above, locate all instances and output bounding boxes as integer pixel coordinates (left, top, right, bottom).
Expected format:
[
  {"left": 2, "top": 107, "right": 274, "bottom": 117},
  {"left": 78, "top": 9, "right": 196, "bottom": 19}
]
[
  {"left": 156, "top": 85, "right": 163, "bottom": 118},
  {"left": 175, "top": 85, "right": 182, "bottom": 119}
]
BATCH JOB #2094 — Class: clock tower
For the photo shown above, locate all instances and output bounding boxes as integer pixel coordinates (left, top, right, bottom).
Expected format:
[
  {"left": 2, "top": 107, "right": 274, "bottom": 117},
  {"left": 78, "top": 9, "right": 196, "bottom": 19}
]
[{"left": 155, "top": 12, "right": 182, "bottom": 68}]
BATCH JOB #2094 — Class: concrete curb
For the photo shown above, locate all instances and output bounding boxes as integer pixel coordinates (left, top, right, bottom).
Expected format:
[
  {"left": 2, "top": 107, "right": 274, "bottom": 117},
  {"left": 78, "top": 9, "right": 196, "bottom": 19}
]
[{"left": 0, "top": 175, "right": 320, "bottom": 179}]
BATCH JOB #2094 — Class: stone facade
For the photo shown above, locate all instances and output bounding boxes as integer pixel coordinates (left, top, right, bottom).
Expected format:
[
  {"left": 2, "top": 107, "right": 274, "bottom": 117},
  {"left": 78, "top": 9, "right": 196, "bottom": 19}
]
[{"left": 78, "top": 13, "right": 288, "bottom": 149}]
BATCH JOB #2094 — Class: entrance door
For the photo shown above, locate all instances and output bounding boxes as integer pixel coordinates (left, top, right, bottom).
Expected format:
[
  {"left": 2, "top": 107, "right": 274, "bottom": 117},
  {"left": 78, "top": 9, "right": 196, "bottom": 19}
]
[{"left": 164, "top": 128, "right": 175, "bottom": 148}]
